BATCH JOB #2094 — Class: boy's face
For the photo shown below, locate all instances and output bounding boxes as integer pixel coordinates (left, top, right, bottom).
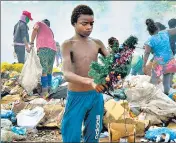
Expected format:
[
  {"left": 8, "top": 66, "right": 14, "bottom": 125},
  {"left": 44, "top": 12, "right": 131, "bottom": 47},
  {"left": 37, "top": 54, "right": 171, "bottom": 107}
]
[{"left": 74, "top": 14, "right": 94, "bottom": 37}]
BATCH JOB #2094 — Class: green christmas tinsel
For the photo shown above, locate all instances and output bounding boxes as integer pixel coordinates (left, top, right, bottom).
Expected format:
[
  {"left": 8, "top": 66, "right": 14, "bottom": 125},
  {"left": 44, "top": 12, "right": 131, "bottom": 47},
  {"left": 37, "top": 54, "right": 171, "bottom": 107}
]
[{"left": 88, "top": 35, "right": 138, "bottom": 88}]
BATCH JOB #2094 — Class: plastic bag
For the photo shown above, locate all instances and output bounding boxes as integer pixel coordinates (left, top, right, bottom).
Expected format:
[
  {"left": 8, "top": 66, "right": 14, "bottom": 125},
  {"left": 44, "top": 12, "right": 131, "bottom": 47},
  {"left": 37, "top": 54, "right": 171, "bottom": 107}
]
[
  {"left": 1, "top": 129, "right": 26, "bottom": 142},
  {"left": 17, "top": 106, "right": 45, "bottom": 129},
  {"left": 125, "top": 75, "right": 176, "bottom": 124},
  {"left": 168, "top": 92, "right": 176, "bottom": 102},
  {"left": 11, "top": 126, "right": 26, "bottom": 135},
  {"left": 145, "top": 127, "right": 176, "bottom": 141},
  {"left": 18, "top": 48, "right": 42, "bottom": 94},
  {"left": 1, "top": 109, "right": 16, "bottom": 123},
  {"left": 1, "top": 119, "right": 12, "bottom": 130},
  {"left": 51, "top": 75, "right": 63, "bottom": 93}
]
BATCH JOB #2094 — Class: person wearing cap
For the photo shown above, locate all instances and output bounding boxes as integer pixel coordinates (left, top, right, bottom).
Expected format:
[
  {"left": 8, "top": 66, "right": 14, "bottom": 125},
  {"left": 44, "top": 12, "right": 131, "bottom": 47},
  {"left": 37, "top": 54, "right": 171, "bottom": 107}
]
[
  {"left": 55, "top": 42, "right": 62, "bottom": 67},
  {"left": 13, "top": 10, "right": 33, "bottom": 63},
  {"left": 30, "top": 19, "right": 56, "bottom": 97}
]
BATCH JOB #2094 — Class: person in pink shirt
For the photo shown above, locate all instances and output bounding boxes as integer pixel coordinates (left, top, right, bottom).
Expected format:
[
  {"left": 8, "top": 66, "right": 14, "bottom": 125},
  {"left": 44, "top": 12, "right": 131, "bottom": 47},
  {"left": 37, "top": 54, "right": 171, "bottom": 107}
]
[{"left": 30, "top": 19, "right": 56, "bottom": 97}]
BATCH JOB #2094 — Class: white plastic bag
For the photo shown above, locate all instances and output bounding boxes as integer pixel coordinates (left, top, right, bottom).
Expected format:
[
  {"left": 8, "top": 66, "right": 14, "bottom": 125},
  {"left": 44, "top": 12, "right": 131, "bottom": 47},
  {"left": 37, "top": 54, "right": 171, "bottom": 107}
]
[
  {"left": 17, "top": 106, "right": 45, "bottom": 129},
  {"left": 19, "top": 48, "right": 42, "bottom": 94}
]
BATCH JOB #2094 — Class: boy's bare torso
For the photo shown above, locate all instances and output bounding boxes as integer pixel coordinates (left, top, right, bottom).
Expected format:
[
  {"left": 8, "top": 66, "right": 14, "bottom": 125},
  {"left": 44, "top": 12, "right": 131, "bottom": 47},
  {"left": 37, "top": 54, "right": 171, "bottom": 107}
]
[{"left": 67, "top": 38, "right": 100, "bottom": 91}]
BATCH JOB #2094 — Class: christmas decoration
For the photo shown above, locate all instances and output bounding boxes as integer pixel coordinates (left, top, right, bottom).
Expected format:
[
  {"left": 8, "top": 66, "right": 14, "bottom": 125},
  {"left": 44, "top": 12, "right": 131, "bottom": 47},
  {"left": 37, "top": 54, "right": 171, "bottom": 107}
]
[{"left": 88, "top": 35, "right": 138, "bottom": 96}]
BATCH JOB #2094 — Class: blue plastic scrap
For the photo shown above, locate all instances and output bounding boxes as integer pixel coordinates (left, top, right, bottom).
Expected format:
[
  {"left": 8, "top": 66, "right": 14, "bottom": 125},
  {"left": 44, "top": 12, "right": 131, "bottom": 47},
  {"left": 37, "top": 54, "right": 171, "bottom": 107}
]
[{"left": 145, "top": 127, "right": 176, "bottom": 141}]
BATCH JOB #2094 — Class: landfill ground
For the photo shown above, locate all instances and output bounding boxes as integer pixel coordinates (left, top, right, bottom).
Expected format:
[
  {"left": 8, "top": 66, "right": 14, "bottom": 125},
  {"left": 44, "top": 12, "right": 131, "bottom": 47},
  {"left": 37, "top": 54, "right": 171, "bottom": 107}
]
[
  {"left": 25, "top": 128, "right": 143, "bottom": 142},
  {"left": 1, "top": 66, "right": 176, "bottom": 142}
]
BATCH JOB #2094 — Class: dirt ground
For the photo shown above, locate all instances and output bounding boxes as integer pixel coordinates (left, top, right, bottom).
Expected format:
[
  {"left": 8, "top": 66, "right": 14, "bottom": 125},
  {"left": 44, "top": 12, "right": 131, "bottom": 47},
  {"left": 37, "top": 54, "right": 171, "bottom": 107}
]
[{"left": 25, "top": 128, "right": 142, "bottom": 142}]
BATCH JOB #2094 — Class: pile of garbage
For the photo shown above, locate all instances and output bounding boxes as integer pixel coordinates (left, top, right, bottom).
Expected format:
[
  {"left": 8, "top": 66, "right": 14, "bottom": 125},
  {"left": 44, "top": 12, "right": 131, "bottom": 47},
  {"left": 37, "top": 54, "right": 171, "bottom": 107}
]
[
  {"left": 1, "top": 62, "right": 66, "bottom": 142},
  {"left": 103, "top": 75, "right": 176, "bottom": 142},
  {"left": 173, "top": 74, "right": 176, "bottom": 89},
  {"left": 1, "top": 62, "right": 176, "bottom": 142}
]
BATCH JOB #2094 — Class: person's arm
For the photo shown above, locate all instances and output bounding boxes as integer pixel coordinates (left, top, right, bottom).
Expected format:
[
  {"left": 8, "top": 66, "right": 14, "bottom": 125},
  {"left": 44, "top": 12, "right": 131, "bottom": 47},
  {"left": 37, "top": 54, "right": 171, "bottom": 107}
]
[
  {"left": 143, "top": 44, "right": 151, "bottom": 68},
  {"left": 61, "top": 40, "right": 105, "bottom": 92},
  {"left": 168, "top": 28, "right": 176, "bottom": 36},
  {"left": 31, "top": 23, "right": 39, "bottom": 44},
  {"left": 94, "top": 39, "right": 110, "bottom": 57}
]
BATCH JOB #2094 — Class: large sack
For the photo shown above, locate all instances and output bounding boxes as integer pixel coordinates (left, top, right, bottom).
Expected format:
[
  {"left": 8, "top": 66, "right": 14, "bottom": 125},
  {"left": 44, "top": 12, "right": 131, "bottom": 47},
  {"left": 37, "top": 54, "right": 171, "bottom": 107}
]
[
  {"left": 124, "top": 75, "right": 176, "bottom": 125},
  {"left": 19, "top": 48, "right": 42, "bottom": 94}
]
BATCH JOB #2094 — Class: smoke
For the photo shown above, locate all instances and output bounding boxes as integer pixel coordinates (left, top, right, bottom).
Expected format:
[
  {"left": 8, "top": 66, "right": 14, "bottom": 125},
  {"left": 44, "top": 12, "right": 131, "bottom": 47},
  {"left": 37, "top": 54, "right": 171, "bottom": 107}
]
[{"left": 1, "top": 1, "right": 175, "bottom": 63}]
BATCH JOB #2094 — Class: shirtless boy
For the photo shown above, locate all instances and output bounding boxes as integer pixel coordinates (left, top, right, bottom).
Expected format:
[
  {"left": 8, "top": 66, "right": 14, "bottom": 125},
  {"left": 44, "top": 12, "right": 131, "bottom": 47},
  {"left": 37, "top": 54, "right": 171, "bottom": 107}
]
[{"left": 61, "top": 5, "right": 109, "bottom": 142}]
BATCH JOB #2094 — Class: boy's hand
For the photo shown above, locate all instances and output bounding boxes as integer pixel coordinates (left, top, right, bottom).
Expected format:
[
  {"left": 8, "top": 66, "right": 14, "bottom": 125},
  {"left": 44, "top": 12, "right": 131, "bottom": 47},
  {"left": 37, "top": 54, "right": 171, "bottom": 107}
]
[{"left": 89, "top": 79, "right": 108, "bottom": 93}]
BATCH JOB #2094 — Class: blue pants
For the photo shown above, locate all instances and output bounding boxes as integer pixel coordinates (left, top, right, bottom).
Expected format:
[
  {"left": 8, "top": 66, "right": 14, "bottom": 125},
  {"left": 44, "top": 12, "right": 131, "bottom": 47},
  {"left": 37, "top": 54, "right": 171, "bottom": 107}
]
[{"left": 61, "top": 90, "right": 104, "bottom": 142}]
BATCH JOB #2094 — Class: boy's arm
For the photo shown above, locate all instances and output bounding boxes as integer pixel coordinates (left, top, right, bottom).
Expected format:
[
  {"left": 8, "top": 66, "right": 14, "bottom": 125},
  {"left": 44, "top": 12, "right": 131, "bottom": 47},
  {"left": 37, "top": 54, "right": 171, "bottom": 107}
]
[
  {"left": 168, "top": 28, "right": 176, "bottom": 36},
  {"left": 94, "top": 39, "right": 110, "bottom": 57}
]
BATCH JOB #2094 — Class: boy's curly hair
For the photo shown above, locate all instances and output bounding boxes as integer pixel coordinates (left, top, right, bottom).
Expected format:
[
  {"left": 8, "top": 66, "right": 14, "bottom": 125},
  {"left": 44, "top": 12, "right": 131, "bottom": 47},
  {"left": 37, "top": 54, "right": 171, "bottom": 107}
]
[{"left": 71, "top": 5, "right": 94, "bottom": 26}]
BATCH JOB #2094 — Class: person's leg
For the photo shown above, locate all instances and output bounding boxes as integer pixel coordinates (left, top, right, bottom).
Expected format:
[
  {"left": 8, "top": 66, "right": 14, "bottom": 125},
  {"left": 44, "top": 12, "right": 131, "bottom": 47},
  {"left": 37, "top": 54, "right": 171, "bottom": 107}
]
[
  {"left": 14, "top": 45, "right": 25, "bottom": 63},
  {"left": 61, "top": 91, "right": 88, "bottom": 142},
  {"left": 38, "top": 48, "right": 49, "bottom": 96},
  {"left": 170, "top": 73, "right": 174, "bottom": 87},
  {"left": 47, "top": 49, "right": 56, "bottom": 93},
  {"left": 83, "top": 91, "right": 104, "bottom": 142},
  {"left": 150, "top": 69, "right": 159, "bottom": 85},
  {"left": 163, "top": 73, "right": 171, "bottom": 95}
]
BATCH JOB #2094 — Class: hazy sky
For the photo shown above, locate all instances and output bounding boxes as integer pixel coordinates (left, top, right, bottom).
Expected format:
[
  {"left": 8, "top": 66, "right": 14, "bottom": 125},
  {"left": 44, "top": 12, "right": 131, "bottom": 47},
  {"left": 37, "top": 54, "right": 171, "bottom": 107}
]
[{"left": 1, "top": 1, "right": 175, "bottom": 63}]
